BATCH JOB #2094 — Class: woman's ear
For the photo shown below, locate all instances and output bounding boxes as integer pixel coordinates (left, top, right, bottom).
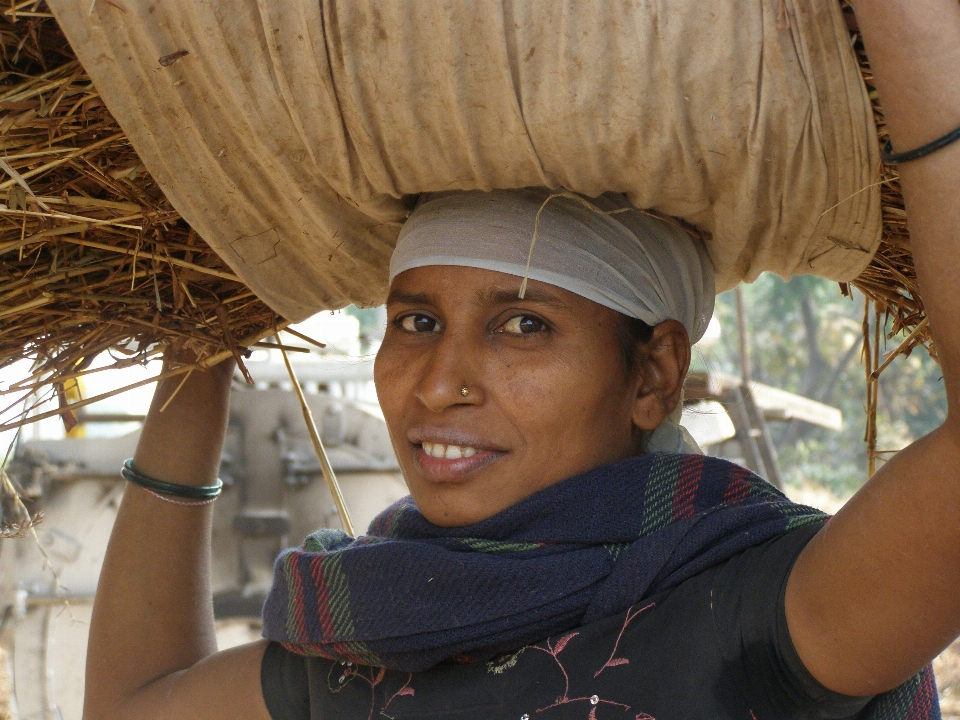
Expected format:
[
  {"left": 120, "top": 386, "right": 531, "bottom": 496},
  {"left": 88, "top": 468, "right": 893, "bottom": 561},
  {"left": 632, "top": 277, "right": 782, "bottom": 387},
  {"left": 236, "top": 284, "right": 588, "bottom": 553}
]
[{"left": 630, "top": 320, "right": 691, "bottom": 431}]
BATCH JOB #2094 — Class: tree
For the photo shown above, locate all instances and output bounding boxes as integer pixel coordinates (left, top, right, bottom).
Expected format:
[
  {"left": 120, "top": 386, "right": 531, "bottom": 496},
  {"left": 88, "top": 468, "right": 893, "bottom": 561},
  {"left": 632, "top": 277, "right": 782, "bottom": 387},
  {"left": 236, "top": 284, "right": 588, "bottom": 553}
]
[{"left": 701, "top": 275, "right": 946, "bottom": 495}]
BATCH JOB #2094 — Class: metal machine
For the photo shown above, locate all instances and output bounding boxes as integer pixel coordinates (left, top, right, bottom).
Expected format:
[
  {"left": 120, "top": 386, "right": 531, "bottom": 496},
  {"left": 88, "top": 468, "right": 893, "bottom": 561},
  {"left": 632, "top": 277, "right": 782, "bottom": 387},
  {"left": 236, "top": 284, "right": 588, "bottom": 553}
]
[{"left": 0, "top": 356, "right": 407, "bottom": 720}]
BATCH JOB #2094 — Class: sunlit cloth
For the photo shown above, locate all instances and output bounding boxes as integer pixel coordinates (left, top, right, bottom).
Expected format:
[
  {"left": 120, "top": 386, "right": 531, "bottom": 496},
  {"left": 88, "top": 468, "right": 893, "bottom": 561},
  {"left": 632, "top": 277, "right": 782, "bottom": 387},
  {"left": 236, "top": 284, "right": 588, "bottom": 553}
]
[
  {"left": 390, "top": 189, "right": 716, "bottom": 344},
  {"left": 52, "top": 0, "right": 881, "bottom": 320}
]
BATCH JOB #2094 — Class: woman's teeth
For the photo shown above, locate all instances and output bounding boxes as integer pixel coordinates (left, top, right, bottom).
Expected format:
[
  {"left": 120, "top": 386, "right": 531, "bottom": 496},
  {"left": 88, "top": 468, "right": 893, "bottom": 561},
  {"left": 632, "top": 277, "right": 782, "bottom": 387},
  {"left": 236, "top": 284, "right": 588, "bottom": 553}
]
[{"left": 422, "top": 442, "right": 479, "bottom": 459}]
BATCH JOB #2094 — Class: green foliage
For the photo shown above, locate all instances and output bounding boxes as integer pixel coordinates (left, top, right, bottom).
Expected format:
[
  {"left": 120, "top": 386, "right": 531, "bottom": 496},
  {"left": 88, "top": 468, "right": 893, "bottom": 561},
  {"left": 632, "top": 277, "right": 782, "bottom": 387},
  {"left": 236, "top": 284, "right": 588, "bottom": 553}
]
[
  {"left": 699, "top": 274, "right": 946, "bottom": 497},
  {"left": 344, "top": 305, "right": 383, "bottom": 335},
  {"left": 345, "top": 305, "right": 387, "bottom": 354}
]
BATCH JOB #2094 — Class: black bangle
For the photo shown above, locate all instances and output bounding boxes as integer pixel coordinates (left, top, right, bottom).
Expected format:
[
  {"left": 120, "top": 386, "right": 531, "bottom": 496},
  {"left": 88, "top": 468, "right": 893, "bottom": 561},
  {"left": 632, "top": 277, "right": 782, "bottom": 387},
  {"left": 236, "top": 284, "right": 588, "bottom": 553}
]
[
  {"left": 882, "top": 123, "right": 960, "bottom": 165},
  {"left": 121, "top": 459, "right": 223, "bottom": 500}
]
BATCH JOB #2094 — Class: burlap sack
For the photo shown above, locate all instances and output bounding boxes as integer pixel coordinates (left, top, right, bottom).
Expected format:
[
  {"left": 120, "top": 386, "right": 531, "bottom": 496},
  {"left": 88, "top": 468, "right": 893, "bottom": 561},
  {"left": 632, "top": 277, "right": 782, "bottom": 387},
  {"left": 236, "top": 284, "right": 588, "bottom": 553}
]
[{"left": 49, "top": 0, "right": 880, "bottom": 321}]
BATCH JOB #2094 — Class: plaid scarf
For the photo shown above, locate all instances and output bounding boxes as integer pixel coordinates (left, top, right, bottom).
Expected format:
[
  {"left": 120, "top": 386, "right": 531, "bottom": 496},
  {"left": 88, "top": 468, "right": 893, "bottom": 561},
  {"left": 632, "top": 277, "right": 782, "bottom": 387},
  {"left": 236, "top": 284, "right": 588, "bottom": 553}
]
[{"left": 262, "top": 453, "right": 939, "bottom": 718}]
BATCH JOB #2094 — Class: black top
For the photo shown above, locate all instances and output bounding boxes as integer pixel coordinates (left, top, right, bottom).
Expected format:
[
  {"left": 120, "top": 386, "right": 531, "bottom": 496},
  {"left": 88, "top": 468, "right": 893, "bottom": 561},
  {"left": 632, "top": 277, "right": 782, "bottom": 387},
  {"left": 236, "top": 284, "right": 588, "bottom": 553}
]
[{"left": 261, "top": 524, "right": 872, "bottom": 720}]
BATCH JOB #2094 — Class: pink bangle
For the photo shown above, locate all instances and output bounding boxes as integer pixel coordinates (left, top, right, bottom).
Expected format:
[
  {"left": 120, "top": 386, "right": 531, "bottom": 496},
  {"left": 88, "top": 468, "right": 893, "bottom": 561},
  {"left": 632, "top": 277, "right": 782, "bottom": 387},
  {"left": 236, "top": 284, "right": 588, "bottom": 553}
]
[{"left": 136, "top": 485, "right": 218, "bottom": 507}]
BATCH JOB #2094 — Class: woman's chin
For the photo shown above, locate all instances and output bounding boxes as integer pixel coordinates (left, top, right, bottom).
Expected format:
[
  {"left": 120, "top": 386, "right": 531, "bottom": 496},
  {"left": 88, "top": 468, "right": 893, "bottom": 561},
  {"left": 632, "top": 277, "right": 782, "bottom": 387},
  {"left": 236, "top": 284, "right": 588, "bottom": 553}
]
[
  {"left": 416, "top": 497, "right": 504, "bottom": 528},
  {"left": 413, "top": 446, "right": 505, "bottom": 483},
  {"left": 406, "top": 465, "right": 520, "bottom": 527}
]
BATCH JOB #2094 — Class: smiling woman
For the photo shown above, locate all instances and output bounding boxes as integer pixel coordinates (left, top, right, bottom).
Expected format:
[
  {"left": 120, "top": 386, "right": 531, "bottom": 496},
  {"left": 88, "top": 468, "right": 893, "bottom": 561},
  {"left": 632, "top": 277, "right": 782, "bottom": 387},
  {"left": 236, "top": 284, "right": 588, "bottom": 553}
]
[
  {"left": 81, "top": 3, "right": 960, "bottom": 717},
  {"left": 251, "top": 188, "right": 924, "bottom": 715},
  {"left": 378, "top": 267, "right": 658, "bottom": 526},
  {"left": 372, "top": 189, "right": 711, "bottom": 526}
]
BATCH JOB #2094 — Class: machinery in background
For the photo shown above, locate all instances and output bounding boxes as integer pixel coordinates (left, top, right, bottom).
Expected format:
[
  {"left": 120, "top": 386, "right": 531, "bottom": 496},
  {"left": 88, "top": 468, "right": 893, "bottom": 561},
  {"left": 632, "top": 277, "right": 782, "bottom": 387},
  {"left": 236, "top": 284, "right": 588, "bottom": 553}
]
[{"left": 0, "top": 357, "right": 406, "bottom": 720}]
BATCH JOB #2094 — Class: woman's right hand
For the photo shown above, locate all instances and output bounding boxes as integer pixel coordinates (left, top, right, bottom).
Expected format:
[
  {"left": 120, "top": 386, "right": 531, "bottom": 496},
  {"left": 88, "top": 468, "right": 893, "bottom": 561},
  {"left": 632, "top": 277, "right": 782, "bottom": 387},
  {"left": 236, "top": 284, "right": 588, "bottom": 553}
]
[
  {"left": 84, "top": 354, "right": 273, "bottom": 720},
  {"left": 131, "top": 350, "right": 236, "bottom": 487}
]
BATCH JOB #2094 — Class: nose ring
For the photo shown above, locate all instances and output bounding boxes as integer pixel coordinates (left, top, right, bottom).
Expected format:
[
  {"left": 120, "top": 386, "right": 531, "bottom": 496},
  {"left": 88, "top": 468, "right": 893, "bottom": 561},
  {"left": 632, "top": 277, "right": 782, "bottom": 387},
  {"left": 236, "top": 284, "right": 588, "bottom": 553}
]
[{"left": 460, "top": 386, "right": 469, "bottom": 397}]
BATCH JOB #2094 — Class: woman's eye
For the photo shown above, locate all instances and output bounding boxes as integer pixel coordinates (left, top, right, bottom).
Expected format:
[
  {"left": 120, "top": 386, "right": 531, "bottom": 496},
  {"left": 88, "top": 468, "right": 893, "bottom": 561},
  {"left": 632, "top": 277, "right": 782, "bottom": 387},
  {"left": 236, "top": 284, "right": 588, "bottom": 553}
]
[
  {"left": 501, "top": 315, "right": 545, "bottom": 335},
  {"left": 400, "top": 314, "right": 440, "bottom": 333}
]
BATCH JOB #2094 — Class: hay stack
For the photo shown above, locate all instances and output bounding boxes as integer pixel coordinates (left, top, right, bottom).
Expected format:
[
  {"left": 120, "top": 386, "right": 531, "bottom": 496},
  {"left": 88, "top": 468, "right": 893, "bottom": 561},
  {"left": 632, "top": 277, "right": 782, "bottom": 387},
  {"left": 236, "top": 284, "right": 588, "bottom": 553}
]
[
  {"left": 0, "top": 3, "right": 281, "bottom": 430},
  {"left": 0, "top": 1, "right": 929, "bottom": 432},
  {"left": 836, "top": 0, "right": 936, "bottom": 473},
  {"left": 839, "top": 2, "right": 929, "bottom": 353}
]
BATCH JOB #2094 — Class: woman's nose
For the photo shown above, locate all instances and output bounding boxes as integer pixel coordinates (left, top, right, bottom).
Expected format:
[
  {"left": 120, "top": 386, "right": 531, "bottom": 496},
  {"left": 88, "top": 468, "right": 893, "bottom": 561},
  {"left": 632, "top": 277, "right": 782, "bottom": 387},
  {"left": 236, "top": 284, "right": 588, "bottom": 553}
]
[{"left": 414, "top": 331, "right": 481, "bottom": 412}]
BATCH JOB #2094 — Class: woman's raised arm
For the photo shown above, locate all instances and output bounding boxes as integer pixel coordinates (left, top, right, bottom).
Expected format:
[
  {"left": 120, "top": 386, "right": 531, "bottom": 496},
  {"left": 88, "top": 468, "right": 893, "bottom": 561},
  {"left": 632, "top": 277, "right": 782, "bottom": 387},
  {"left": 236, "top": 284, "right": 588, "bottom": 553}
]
[
  {"left": 83, "top": 358, "right": 271, "bottom": 720},
  {"left": 785, "top": 0, "right": 960, "bottom": 698}
]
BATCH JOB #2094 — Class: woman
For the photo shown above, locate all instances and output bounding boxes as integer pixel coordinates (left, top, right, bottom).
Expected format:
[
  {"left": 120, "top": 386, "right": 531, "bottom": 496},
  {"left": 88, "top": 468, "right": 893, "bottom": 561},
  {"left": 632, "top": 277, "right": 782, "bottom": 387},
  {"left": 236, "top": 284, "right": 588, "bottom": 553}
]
[{"left": 82, "top": 1, "right": 960, "bottom": 718}]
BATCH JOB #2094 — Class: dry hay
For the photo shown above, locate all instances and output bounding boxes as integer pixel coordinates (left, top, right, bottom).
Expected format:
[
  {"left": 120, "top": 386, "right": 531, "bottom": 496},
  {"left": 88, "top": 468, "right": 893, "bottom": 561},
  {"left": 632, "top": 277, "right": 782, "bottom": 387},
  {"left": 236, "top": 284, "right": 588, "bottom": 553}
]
[
  {"left": 0, "top": 2, "right": 282, "bottom": 432},
  {"left": 840, "top": 2, "right": 930, "bottom": 352},
  {"left": 0, "top": 2, "right": 933, "bottom": 441},
  {"left": 835, "top": 1, "right": 939, "bottom": 474}
]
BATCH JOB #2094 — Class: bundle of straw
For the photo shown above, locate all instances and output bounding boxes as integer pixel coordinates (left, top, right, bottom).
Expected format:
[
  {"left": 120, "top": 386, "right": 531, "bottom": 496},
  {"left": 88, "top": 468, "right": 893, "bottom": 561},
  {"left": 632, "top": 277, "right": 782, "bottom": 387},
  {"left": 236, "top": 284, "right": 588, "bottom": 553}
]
[
  {"left": 841, "top": 1, "right": 930, "bottom": 359},
  {"left": 835, "top": 1, "right": 938, "bottom": 472},
  {"left": 0, "top": 1, "right": 930, "bottom": 436},
  {"left": 0, "top": 3, "right": 282, "bottom": 431}
]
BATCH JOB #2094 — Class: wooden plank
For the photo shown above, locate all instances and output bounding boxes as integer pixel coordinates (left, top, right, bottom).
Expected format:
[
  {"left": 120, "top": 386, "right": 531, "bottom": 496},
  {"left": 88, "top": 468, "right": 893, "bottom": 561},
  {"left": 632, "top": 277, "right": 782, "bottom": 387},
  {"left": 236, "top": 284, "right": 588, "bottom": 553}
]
[
  {"left": 683, "top": 371, "right": 843, "bottom": 431},
  {"left": 747, "top": 382, "right": 843, "bottom": 432},
  {"left": 683, "top": 371, "right": 726, "bottom": 401}
]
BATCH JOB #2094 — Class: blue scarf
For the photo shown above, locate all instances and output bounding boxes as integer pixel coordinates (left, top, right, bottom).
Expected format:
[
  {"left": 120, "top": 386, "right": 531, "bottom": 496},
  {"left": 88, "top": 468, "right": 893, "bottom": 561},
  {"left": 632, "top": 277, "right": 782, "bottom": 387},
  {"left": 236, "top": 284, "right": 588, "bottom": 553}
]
[{"left": 262, "top": 453, "right": 939, "bottom": 717}]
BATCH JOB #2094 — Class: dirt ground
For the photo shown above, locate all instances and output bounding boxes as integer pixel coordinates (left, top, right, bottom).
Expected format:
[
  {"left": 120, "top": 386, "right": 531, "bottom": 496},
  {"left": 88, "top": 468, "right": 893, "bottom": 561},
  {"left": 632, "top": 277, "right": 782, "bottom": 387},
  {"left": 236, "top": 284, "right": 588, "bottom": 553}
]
[
  {"left": 0, "top": 647, "right": 9, "bottom": 720},
  {"left": 936, "top": 641, "right": 960, "bottom": 718}
]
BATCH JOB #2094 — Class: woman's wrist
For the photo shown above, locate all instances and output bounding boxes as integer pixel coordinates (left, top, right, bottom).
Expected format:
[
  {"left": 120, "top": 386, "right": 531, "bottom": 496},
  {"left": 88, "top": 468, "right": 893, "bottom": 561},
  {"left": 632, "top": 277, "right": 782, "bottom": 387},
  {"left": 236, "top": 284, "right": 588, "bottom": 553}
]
[
  {"left": 132, "top": 358, "right": 237, "bottom": 488},
  {"left": 849, "top": 0, "right": 960, "bottom": 150}
]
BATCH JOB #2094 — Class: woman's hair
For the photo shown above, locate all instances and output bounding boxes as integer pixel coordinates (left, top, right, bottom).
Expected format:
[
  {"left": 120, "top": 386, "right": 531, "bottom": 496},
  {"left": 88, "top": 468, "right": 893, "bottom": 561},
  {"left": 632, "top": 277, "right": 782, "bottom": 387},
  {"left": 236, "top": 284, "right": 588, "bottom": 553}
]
[{"left": 616, "top": 313, "right": 655, "bottom": 374}]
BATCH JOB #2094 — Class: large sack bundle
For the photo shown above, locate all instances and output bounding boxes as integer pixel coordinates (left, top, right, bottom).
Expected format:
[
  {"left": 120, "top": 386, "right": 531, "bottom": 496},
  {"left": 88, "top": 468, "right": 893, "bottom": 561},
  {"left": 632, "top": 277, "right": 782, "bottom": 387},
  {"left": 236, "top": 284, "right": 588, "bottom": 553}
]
[{"left": 47, "top": 0, "right": 880, "bottom": 323}]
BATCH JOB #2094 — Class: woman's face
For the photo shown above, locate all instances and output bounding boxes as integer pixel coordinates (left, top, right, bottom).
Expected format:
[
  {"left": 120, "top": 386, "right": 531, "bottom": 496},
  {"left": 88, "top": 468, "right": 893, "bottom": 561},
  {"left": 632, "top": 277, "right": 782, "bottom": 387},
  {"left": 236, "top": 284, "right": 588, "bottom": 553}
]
[{"left": 375, "top": 265, "right": 686, "bottom": 527}]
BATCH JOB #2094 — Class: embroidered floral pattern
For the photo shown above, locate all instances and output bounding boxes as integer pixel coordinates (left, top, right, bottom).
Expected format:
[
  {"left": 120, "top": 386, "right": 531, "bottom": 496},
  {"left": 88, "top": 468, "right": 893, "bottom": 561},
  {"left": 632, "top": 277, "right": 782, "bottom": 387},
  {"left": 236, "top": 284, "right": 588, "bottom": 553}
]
[
  {"left": 487, "top": 647, "right": 528, "bottom": 675},
  {"left": 326, "top": 663, "right": 415, "bottom": 720},
  {"left": 520, "top": 604, "right": 657, "bottom": 719},
  {"left": 322, "top": 602, "right": 661, "bottom": 720},
  {"left": 317, "top": 601, "right": 820, "bottom": 720},
  {"left": 594, "top": 603, "right": 656, "bottom": 678}
]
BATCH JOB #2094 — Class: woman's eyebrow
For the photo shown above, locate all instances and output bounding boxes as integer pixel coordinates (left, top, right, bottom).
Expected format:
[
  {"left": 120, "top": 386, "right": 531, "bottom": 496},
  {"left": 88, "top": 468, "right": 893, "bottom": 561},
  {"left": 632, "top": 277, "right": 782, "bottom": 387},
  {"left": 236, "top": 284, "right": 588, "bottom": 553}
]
[
  {"left": 479, "top": 287, "right": 566, "bottom": 308},
  {"left": 386, "top": 290, "right": 435, "bottom": 306}
]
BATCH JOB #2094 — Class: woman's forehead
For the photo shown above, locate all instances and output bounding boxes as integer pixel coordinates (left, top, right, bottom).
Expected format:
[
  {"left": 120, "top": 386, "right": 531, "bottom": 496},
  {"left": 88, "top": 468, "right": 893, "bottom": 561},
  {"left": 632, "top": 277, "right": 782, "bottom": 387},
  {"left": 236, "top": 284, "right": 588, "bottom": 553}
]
[
  {"left": 387, "top": 265, "right": 588, "bottom": 311},
  {"left": 389, "top": 189, "right": 715, "bottom": 342}
]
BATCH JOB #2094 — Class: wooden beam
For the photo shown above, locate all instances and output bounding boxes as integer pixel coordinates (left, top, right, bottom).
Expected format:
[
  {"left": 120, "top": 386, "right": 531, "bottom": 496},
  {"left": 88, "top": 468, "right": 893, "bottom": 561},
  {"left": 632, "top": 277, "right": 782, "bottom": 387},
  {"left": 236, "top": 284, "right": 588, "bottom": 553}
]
[
  {"left": 684, "top": 371, "right": 843, "bottom": 432},
  {"left": 748, "top": 382, "right": 843, "bottom": 432}
]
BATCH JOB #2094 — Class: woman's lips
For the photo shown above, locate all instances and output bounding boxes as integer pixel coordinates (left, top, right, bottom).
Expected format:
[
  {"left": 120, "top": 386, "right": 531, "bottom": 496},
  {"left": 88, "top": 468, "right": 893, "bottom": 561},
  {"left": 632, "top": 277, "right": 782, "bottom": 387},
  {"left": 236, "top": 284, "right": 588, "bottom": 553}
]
[{"left": 413, "top": 441, "right": 504, "bottom": 482}]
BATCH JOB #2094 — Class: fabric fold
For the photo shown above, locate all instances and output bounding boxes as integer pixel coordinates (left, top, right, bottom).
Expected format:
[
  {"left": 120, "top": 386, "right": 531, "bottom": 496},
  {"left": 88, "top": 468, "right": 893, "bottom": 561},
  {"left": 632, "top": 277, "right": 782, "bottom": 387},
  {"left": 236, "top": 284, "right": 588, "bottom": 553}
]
[
  {"left": 263, "top": 453, "right": 825, "bottom": 668},
  {"left": 49, "top": 0, "right": 880, "bottom": 321}
]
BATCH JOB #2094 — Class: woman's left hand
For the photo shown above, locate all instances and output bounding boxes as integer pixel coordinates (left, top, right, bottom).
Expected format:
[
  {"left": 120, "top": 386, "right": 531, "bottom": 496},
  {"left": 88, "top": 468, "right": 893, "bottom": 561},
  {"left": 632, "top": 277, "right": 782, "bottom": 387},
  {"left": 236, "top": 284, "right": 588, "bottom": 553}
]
[{"left": 785, "top": 0, "right": 960, "bottom": 698}]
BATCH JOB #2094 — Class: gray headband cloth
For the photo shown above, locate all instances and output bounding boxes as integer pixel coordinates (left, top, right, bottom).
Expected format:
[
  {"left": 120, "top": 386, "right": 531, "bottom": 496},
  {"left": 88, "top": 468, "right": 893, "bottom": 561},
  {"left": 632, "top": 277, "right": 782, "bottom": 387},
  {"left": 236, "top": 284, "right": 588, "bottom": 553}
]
[
  {"left": 388, "top": 189, "right": 717, "bottom": 455},
  {"left": 389, "top": 188, "right": 716, "bottom": 344}
]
